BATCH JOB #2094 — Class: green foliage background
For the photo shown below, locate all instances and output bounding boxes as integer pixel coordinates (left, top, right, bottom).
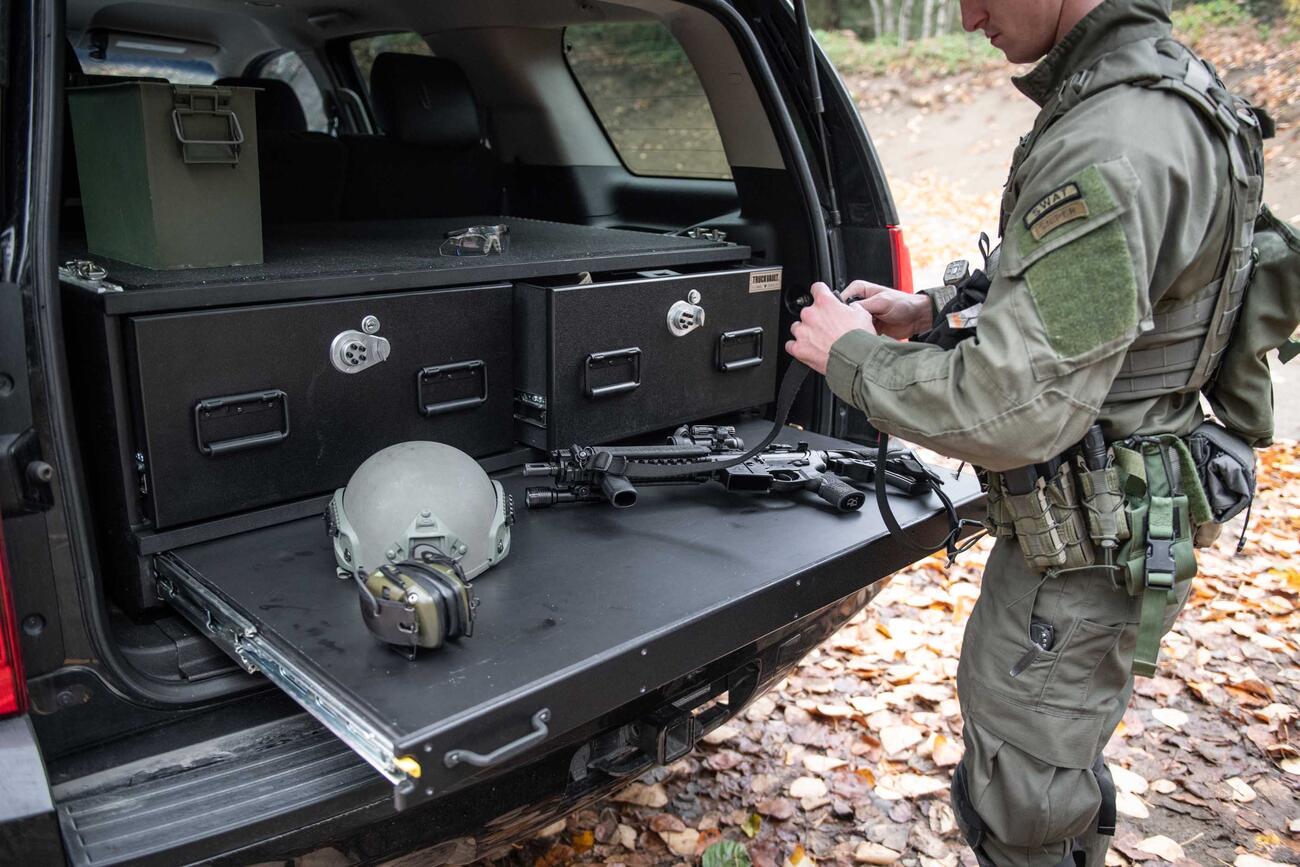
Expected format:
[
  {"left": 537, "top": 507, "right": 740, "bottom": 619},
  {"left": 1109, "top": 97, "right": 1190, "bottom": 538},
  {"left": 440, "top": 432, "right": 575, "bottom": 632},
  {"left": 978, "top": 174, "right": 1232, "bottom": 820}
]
[
  {"left": 565, "top": 23, "right": 731, "bottom": 179},
  {"left": 804, "top": 0, "right": 1290, "bottom": 39}
]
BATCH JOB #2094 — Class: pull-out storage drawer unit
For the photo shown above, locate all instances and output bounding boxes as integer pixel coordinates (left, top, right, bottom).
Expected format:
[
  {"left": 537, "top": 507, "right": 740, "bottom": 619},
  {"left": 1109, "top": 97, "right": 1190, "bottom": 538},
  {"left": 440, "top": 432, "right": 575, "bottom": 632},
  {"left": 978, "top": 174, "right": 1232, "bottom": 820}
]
[
  {"left": 128, "top": 285, "right": 514, "bottom": 528},
  {"left": 514, "top": 267, "right": 782, "bottom": 450},
  {"left": 61, "top": 216, "right": 753, "bottom": 613}
]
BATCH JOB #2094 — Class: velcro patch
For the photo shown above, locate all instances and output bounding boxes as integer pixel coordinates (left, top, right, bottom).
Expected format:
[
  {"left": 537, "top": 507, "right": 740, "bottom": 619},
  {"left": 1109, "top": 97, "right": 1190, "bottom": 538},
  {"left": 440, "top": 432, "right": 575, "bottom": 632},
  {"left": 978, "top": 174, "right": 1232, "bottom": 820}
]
[
  {"left": 1023, "top": 219, "right": 1137, "bottom": 358},
  {"left": 1024, "top": 182, "right": 1084, "bottom": 237}
]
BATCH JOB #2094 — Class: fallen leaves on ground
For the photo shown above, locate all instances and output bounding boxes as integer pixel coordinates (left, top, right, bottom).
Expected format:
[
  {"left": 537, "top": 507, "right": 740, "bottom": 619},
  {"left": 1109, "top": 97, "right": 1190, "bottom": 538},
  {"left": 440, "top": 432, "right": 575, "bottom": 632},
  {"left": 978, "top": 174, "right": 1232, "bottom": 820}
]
[
  {"left": 1185, "top": 24, "right": 1300, "bottom": 130},
  {"left": 1136, "top": 835, "right": 1185, "bottom": 862},
  {"left": 613, "top": 782, "right": 669, "bottom": 809}
]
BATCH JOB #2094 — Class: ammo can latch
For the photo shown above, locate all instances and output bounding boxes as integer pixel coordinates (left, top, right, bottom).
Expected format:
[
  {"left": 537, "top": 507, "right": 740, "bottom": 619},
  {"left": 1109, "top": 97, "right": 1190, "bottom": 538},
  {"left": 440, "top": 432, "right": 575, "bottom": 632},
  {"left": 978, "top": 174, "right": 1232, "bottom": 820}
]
[{"left": 171, "top": 85, "right": 245, "bottom": 166}]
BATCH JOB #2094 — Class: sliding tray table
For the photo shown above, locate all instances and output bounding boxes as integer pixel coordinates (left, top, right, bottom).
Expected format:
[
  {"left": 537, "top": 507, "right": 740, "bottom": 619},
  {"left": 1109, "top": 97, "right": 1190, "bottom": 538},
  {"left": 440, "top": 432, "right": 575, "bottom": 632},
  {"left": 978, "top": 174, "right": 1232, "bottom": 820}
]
[{"left": 156, "top": 423, "right": 983, "bottom": 811}]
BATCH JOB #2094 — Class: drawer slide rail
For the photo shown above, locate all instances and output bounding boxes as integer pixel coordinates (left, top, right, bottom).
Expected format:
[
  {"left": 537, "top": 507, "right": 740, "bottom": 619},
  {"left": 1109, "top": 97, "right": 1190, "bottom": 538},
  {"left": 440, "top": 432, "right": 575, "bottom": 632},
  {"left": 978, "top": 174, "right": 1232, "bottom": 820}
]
[{"left": 156, "top": 557, "right": 409, "bottom": 789}]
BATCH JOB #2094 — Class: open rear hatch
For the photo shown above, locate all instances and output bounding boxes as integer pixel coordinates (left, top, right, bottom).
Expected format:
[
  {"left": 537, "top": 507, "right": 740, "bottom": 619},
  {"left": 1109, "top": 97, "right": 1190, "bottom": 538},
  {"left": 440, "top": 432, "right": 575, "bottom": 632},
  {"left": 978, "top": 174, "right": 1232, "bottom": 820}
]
[
  {"left": 58, "top": 163, "right": 977, "bottom": 814},
  {"left": 154, "top": 422, "right": 981, "bottom": 810}
]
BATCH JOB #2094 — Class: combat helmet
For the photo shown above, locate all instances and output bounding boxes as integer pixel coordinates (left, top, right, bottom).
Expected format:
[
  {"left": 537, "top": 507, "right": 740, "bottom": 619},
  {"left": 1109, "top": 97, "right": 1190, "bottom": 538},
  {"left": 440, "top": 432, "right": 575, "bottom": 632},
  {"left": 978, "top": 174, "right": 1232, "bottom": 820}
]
[{"left": 325, "top": 441, "right": 513, "bottom": 654}]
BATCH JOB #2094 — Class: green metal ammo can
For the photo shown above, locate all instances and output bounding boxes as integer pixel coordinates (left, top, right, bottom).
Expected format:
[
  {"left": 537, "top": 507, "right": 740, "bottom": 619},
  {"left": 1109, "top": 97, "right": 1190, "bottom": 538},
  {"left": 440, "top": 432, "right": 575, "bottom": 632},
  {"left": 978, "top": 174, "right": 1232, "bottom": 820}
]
[{"left": 67, "top": 82, "right": 263, "bottom": 269}]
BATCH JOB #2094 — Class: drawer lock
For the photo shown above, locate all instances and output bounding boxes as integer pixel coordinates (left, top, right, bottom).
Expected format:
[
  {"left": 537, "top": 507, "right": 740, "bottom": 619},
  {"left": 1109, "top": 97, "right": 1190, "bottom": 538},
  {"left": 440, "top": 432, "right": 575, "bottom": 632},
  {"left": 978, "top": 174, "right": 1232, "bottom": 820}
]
[
  {"left": 667, "top": 291, "right": 706, "bottom": 337},
  {"left": 331, "top": 316, "right": 391, "bottom": 374}
]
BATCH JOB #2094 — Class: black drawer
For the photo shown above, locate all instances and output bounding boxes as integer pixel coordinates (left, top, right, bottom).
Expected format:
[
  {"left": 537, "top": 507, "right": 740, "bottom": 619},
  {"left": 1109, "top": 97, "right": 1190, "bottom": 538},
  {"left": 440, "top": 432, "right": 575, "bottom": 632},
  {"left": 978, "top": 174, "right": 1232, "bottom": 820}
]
[
  {"left": 514, "top": 267, "right": 781, "bottom": 449},
  {"left": 128, "top": 284, "right": 514, "bottom": 528}
]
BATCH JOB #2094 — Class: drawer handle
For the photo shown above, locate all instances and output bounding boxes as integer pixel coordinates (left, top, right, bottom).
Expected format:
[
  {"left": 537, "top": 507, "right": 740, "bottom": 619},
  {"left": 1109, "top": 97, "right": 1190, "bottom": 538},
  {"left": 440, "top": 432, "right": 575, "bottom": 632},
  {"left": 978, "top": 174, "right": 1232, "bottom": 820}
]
[
  {"left": 417, "top": 360, "right": 488, "bottom": 416},
  {"left": 584, "top": 347, "right": 641, "bottom": 399},
  {"left": 717, "top": 327, "right": 764, "bottom": 372},
  {"left": 193, "top": 390, "right": 290, "bottom": 456},
  {"left": 444, "top": 708, "right": 551, "bottom": 769}
]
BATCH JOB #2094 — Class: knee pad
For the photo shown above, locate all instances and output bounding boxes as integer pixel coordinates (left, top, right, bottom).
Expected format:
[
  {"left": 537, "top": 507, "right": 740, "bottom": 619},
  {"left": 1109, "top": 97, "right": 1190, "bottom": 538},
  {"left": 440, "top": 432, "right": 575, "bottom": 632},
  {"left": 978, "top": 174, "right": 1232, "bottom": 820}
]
[
  {"left": 951, "top": 762, "right": 997, "bottom": 867},
  {"left": 954, "top": 751, "right": 1110, "bottom": 858},
  {"left": 953, "top": 758, "right": 1111, "bottom": 867},
  {"left": 1092, "top": 756, "right": 1117, "bottom": 836}
]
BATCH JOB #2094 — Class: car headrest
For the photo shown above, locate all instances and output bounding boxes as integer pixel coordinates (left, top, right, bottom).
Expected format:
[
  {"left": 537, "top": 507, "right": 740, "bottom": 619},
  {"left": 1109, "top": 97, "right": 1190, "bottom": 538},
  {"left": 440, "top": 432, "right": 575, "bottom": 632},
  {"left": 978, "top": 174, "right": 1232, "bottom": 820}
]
[
  {"left": 369, "top": 54, "right": 481, "bottom": 149},
  {"left": 215, "top": 77, "right": 308, "bottom": 132}
]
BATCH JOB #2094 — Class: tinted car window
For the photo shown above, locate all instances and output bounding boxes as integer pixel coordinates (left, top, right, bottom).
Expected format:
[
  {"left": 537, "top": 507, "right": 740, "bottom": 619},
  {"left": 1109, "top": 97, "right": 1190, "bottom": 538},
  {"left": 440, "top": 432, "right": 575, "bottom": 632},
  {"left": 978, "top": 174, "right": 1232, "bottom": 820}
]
[
  {"left": 260, "top": 51, "right": 329, "bottom": 132},
  {"left": 350, "top": 32, "right": 434, "bottom": 94},
  {"left": 564, "top": 22, "right": 731, "bottom": 180}
]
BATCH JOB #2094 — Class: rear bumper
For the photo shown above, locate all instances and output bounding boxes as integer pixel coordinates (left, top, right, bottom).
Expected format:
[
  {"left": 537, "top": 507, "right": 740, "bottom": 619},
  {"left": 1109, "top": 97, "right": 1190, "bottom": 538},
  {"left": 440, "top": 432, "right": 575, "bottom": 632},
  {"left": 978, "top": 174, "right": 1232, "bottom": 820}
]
[
  {"left": 51, "top": 587, "right": 883, "bottom": 866},
  {"left": 0, "top": 715, "right": 63, "bottom": 865}
]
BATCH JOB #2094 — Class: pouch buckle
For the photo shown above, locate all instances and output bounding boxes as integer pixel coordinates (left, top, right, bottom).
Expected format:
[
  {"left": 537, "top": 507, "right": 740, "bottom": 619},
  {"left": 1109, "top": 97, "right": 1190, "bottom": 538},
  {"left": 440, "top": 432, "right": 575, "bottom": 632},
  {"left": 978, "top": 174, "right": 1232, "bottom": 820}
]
[{"left": 1144, "top": 538, "right": 1176, "bottom": 588}]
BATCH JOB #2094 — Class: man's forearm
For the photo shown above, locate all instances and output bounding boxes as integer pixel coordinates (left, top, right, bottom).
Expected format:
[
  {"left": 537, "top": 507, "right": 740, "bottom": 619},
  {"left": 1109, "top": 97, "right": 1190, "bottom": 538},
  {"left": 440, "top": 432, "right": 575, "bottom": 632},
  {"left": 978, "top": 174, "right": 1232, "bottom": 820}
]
[{"left": 823, "top": 328, "right": 1120, "bottom": 471}]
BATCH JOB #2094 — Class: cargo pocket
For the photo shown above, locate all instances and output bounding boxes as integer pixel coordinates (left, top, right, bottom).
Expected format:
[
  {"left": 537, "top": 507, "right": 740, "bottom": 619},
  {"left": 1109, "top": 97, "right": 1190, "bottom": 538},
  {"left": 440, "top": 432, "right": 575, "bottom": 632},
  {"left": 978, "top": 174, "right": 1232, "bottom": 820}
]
[
  {"left": 1040, "top": 617, "right": 1126, "bottom": 710},
  {"left": 960, "top": 543, "right": 1104, "bottom": 770}
]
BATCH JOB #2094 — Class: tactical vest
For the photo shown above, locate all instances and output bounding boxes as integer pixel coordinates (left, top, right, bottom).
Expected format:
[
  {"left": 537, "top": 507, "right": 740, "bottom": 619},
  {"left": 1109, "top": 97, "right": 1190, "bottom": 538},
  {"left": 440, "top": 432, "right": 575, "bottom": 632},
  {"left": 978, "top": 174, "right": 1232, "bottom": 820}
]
[{"left": 998, "top": 37, "right": 1267, "bottom": 403}]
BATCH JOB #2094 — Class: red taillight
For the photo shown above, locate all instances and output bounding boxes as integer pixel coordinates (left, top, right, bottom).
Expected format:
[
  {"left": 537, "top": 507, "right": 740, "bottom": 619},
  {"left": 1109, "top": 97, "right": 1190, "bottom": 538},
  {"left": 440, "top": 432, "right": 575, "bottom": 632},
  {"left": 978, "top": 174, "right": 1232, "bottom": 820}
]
[
  {"left": 0, "top": 519, "right": 27, "bottom": 717},
  {"left": 888, "top": 226, "right": 914, "bottom": 294}
]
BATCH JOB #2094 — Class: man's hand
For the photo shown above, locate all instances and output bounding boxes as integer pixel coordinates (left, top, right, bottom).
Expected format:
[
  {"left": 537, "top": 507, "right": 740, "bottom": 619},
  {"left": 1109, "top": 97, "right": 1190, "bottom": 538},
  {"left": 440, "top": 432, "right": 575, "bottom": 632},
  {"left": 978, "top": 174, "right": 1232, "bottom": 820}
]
[
  {"left": 786, "top": 282, "right": 877, "bottom": 375},
  {"left": 840, "top": 280, "right": 934, "bottom": 339}
]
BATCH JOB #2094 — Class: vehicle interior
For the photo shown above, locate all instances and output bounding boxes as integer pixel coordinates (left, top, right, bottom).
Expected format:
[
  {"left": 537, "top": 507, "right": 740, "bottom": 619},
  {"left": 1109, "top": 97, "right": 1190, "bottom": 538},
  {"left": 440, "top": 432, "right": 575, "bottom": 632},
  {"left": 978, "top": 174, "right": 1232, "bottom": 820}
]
[
  {"left": 62, "top": 0, "right": 815, "bottom": 249},
  {"left": 35, "top": 0, "right": 922, "bottom": 856}
]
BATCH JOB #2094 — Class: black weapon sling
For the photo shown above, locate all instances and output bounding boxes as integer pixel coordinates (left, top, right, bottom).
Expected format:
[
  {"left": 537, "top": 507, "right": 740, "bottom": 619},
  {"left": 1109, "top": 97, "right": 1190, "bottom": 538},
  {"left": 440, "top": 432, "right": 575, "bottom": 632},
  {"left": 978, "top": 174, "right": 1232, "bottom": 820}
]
[{"left": 600, "top": 361, "right": 977, "bottom": 561}]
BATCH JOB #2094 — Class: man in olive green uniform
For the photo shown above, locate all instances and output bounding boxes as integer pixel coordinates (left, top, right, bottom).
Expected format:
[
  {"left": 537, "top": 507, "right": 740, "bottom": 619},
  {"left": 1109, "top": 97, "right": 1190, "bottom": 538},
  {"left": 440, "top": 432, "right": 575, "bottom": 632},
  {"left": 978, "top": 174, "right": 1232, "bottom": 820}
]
[{"left": 786, "top": 0, "right": 1263, "bottom": 864}]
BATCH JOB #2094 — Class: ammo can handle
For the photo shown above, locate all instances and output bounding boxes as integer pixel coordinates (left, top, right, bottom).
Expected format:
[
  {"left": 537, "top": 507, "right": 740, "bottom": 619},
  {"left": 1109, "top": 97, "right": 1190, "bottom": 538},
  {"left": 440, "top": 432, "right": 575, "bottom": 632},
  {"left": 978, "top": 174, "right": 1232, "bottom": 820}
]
[
  {"left": 171, "top": 108, "right": 245, "bottom": 165},
  {"left": 444, "top": 708, "right": 551, "bottom": 769}
]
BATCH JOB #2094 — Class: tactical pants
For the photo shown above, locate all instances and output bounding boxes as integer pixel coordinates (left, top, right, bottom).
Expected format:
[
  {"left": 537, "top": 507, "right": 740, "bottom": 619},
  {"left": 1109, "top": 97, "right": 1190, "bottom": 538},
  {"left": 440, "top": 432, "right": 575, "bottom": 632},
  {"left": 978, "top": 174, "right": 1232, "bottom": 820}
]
[{"left": 953, "top": 539, "right": 1193, "bottom": 866}]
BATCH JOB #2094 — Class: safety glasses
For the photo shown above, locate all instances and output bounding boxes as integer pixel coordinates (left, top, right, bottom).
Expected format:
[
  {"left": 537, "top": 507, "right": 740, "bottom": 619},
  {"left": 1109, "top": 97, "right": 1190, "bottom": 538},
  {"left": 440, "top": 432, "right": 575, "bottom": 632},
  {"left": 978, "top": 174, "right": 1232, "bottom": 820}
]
[{"left": 440, "top": 224, "right": 510, "bottom": 257}]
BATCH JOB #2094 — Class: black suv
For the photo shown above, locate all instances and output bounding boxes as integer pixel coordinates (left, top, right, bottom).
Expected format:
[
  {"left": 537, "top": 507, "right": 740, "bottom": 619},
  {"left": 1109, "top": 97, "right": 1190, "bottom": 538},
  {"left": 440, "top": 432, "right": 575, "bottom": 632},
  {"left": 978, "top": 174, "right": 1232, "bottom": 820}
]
[{"left": 0, "top": 1, "right": 979, "bottom": 863}]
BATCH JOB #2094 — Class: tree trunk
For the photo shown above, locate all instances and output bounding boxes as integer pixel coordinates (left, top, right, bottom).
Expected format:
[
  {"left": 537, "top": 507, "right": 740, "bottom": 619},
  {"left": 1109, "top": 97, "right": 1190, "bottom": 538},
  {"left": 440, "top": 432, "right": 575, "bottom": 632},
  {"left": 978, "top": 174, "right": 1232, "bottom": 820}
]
[
  {"left": 921, "top": 0, "right": 936, "bottom": 39},
  {"left": 869, "top": 0, "right": 888, "bottom": 38},
  {"left": 897, "top": 0, "right": 914, "bottom": 42},
  {"left": 935, "top": 0, "right": 952, "bottom": 35}
]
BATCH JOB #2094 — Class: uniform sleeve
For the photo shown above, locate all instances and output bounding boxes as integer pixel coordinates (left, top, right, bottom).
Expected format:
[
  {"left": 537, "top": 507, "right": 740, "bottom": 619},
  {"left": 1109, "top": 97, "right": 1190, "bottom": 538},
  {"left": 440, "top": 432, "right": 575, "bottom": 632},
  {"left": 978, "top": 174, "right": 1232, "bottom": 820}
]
[
  {"left": 918, "top": 283, "right": 957, "bottom": 322},
  {"left": 824, "top": 89, "right": 1224, "bottom": 472}
]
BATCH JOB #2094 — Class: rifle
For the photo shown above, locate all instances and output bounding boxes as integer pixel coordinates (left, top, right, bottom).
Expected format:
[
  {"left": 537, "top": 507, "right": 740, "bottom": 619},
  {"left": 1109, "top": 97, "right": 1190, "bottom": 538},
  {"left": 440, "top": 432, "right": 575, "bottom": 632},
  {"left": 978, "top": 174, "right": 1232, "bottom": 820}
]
[{"left": 523, "top": 425, "right": 941, "bottom": 511}]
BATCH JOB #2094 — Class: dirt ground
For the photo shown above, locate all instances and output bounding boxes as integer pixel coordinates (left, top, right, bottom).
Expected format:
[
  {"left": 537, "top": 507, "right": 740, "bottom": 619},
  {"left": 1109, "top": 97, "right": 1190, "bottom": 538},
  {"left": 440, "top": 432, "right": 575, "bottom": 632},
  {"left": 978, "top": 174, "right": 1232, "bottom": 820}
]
[{"left": 463, "top": 55, "right": 1300, "bottom": 867}]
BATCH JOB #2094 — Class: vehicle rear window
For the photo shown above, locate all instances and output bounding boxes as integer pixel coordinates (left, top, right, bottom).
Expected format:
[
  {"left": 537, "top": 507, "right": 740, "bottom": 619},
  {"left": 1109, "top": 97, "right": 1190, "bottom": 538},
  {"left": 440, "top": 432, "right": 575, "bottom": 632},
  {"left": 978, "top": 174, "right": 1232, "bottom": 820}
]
[
  {"left": 350, "top": 32, "right": 434, "bottom": 94},
  {"left": 260, "top": 51, "right": 329, "bottom": 132},
  {"left": 564, "top": 22, "right": 731, "bottom": 181}
]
